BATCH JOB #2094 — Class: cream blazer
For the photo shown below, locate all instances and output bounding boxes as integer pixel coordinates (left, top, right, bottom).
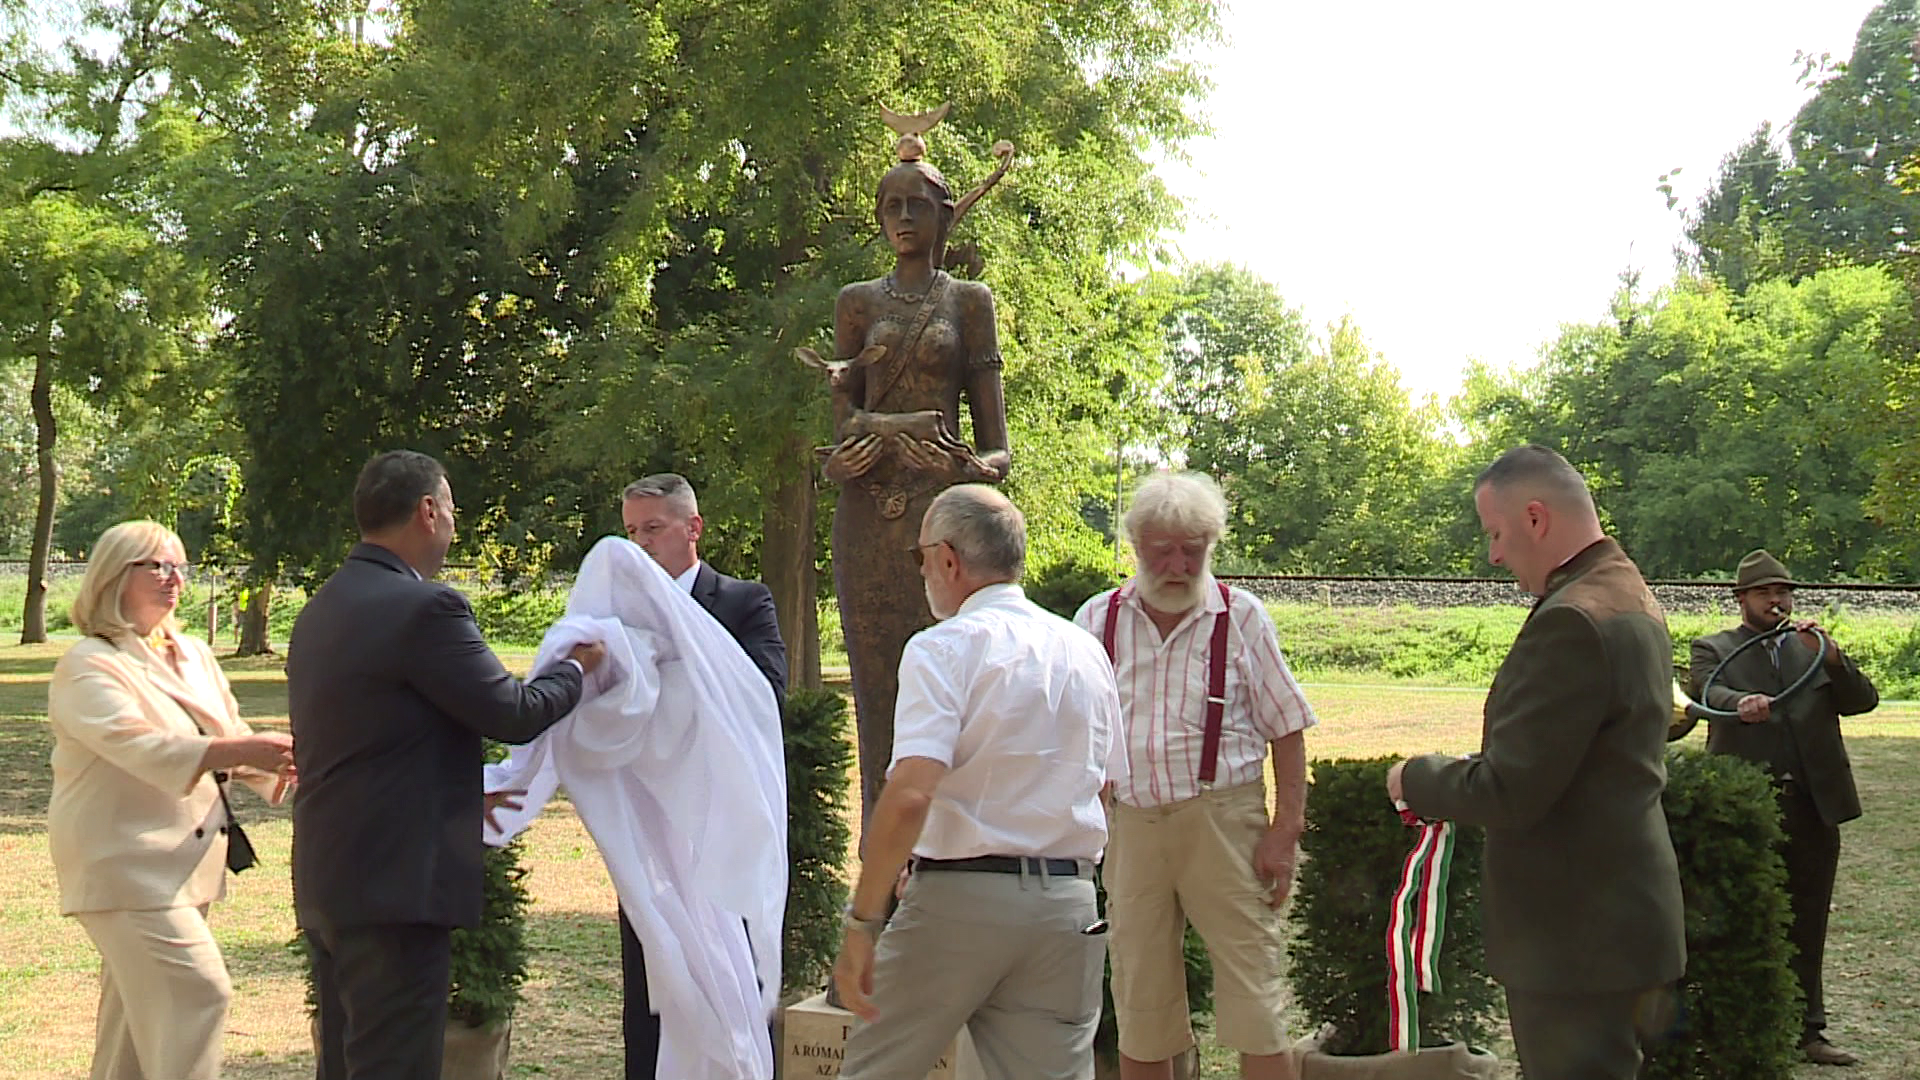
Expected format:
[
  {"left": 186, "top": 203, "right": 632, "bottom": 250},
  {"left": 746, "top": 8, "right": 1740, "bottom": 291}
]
[{"left": 47, "top": 631, "right": 282, "bottom": 915}]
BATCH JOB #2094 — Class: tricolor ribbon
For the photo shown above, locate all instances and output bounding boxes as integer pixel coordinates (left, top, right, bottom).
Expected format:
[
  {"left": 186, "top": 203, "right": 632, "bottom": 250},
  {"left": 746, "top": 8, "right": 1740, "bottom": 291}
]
[{"left": 1386, "top": 800, "right": 1456, "bottom": 1053}]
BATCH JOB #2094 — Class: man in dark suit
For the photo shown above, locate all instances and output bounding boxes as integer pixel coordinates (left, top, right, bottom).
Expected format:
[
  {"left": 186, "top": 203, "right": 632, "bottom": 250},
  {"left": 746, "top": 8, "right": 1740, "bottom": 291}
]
[
  {"left": 1388, "top": 445, "right": 1685, "bottom": 1080},
  {"left": 290, "top": 450, "right": 607, "bottom": 1080},
  {"left": 1690, "top": 549, "right": 1877, "bottom": 1067},
  {"left": 619, "top": 472, "right": 788, "bottom": 1078}
]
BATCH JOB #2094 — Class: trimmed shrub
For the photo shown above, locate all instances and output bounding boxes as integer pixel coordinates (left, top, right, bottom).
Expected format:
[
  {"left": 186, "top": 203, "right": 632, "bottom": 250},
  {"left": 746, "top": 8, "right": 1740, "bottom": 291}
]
[
  {"left": 287, "top": 838, "right": 532, "bottom": 1030},
  {"left": 1288, "top": 757, "right": 1498, "bottom": 1055},
  {"left": 466, "top": 587, "right": 570, "bottom": 648},
  {"left": 1026, "top": 555, "right": 1121, "bottom": 619},
  {"left": 782, "top": 688, "right": 854, "bottom": 994},
  {"left": 1641, "top": 748, "right": 1800, "bottom": 1080},
  {"left": 447, "top": 840, "right": 534, "bottom": 1028}
]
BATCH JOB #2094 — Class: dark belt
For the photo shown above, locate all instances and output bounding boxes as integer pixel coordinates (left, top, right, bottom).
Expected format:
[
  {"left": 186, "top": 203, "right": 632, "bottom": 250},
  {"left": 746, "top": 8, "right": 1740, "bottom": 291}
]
[{"left": 914, "top": 855, "right": 1084, "bottom": 875}]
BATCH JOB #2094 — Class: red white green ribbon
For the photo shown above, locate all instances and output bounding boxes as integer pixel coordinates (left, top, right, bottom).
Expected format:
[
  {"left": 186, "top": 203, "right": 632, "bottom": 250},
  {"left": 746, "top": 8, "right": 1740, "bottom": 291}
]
[{"left": 1386, "top": 807, "right": 1456, "bottom": 1053}]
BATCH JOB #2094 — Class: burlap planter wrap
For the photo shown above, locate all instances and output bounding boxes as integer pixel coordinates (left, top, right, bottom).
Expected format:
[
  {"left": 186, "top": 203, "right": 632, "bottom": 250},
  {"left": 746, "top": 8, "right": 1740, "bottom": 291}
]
[
  {"left": 1293, "top": 1035, "right": 1497, "bottom": 1080},
  {"left": 308, "top": 1018, "right": 512, "bottom": 1080},
  {"left": 441, "top": 1021, "right": 512, "bottom": 1080}
]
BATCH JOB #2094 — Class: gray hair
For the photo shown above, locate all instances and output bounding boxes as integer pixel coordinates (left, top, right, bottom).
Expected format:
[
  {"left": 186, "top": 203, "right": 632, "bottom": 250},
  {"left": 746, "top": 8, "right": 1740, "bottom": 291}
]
[
  {"left": 1122, "top": 472, "right": 1228, "bottom": 546},
  {"left": 924, "top": 484, "right": 1026, "bottom": 580},
  {"left": 1475, "top": 445, "right": 1594, "bottom": 513},
  {"left": 621, "top": 473, "right": 699, "bottom": 518}
]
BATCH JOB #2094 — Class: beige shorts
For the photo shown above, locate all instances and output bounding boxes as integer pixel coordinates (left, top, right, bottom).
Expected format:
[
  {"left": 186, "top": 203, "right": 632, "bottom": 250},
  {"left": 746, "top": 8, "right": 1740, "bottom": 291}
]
[{"left": 1105, "top": 781, "right": 1287, "bottom": 1060}]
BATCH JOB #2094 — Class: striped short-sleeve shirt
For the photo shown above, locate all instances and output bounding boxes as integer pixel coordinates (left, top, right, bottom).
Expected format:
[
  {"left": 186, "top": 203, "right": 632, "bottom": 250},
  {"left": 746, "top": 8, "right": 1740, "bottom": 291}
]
[{"left": 1073, "top": 578, "right": 1316, "bottom": 809}]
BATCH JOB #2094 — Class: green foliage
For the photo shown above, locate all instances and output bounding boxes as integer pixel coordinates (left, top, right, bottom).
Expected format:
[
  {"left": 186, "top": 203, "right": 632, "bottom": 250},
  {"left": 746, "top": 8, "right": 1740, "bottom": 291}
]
[
  {"left": 1465, "top": 267, "right": 1917, "bottom": 580},
  {"left": 1679, "top": 1, "right": 1920, "bottom": 568},
  {"left": 1270, "top": 602, "right": 1918, "bottom": 694},
  {"left": 1288, "top": 757, "right": 1497, "bottom": 1055},
  {"left": 447, "top": 841, "right": 534, "bottom": 1029},
  {"left": 1025, "top": 555, "right": 1121, "bottom": 619},
  {"left": 1159, "top": 265, "right": 1470, "bottom": 574},
  {"left": 465, "top": 589, "right": 571, "bottom": 650},
  {"left": 1272, "top": 605, "right": 1527, "bottom": 685},
  {"left": 1641, "top": 749, "right": 1800, "bottom": 1080},
  {"left": 287, "top": 839, "right": 533, "bottom": 1030},
  {"left": 158, "top": 0, "right": 1219, "bottom": 593},
  {"left": 781, "top": 688, "right": 853, "bottom": 995}
]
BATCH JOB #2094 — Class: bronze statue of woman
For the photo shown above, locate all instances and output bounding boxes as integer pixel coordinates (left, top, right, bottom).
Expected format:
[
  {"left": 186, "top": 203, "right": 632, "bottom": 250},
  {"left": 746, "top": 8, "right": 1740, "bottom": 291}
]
[{"left": 812, "top": 111, "right": 1013, "bottom": 817}]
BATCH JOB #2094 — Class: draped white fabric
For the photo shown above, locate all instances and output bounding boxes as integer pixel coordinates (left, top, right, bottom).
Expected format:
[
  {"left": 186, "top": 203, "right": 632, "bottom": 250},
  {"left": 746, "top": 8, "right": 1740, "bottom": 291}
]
[{"left": 482, "top": 536, "right": 787, "bottom": 1080}]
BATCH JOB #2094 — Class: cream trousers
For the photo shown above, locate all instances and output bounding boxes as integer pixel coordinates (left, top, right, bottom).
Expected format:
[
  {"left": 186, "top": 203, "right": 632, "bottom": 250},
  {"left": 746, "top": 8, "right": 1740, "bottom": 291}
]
[{"left": 73, "top": 904, "right": 232, "bottom": 1080}]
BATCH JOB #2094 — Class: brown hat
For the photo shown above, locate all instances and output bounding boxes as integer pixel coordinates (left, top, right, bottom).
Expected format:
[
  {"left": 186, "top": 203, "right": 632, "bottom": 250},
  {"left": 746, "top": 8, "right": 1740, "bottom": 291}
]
[{"left": 1732, "top": 549, "right": 1797, "bottom": 592}]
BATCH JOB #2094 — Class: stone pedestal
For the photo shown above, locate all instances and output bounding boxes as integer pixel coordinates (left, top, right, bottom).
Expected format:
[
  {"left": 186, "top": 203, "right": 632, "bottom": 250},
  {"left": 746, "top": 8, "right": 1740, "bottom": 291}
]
[{"left": 781, "top": 992, "right": 982, "bottom": 1079}]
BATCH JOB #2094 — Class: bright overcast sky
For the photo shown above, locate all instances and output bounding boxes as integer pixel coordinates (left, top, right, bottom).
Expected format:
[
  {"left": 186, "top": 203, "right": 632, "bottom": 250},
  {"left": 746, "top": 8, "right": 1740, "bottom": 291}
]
[{"left": 1160, "top": 0, "right": 1888, "bottom": 400}]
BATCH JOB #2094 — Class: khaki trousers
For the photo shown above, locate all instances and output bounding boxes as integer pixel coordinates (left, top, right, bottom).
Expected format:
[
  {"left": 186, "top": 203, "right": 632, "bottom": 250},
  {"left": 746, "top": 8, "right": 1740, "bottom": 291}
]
[
  {"left": 73, "top": 904, "right": 232, "bottom": 1080},
  {"left": 842, "top": 866, "right": 1103, "bottom": 1080},
  {"left": 1106, "top": 782, "right": 1286, "bottom": 1060}
]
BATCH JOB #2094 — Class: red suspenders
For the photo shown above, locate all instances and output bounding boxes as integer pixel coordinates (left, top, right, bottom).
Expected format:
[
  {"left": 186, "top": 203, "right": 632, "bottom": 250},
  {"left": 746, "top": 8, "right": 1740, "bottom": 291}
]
[{"left": 1102, "top": 582, "right": 1232, "bottom": 787}]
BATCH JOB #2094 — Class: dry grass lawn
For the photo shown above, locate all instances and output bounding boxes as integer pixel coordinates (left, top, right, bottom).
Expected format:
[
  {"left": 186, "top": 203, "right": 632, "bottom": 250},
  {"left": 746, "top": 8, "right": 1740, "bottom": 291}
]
[{"left": 1, "top": 641, "right": 1915, "bottom": 1079}]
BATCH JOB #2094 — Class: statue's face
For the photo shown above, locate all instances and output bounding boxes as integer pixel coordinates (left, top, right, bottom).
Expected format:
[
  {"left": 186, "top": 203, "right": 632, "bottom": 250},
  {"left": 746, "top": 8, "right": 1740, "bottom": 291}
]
[{"left": 878, "top": 171, "right": 945, "bottom": 259}]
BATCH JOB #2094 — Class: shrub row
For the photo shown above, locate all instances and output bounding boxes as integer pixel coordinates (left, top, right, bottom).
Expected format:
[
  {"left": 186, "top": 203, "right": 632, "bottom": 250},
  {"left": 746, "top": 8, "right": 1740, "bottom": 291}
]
[{"left": 1289, "top": 750, "right": 1801, "bottom": 1079}]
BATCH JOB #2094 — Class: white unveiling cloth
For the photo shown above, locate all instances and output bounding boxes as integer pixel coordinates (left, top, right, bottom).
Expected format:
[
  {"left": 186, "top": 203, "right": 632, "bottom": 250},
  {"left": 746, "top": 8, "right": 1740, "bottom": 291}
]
[{"left": 482, "top": 536, "right": 787, "bottom": 1080}]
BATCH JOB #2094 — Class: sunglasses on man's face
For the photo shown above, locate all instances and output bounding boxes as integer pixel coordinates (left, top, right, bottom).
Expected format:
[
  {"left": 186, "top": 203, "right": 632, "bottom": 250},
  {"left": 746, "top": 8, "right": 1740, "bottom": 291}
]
[{"left": 908, "top": 540, "right": 949, "bottom": 568}]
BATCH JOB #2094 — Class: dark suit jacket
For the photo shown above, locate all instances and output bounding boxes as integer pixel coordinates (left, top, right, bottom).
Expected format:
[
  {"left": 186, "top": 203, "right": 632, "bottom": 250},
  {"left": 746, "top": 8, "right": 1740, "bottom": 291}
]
[
  {"left": 1403, "top": 538, "right": 1686, "bottom": 994},
  {"left": 691, "top": 561, "right": 788, "bottom": 706},
  {"left": 1690, "top": 624, "right": 1877, "bottom": 827},
  {"left": 288, "top": 543, "right": 584, "bottom": 930}
]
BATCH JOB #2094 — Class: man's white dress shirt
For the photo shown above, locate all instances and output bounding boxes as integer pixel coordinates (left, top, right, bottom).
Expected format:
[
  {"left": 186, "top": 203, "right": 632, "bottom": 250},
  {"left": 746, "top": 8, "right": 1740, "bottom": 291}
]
[{"left": 891, "top": 583, "right": 1124, "bottom": 861}]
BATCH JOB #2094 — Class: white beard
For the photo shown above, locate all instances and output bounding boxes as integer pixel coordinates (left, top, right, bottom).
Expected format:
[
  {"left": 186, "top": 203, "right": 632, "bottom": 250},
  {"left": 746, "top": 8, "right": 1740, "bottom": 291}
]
[
  {"left": 926, "top": 581, "right": 957, "bottom": 621},
  {"left": 1137, "top": 571, "right": 1206, "bottom": 615}
]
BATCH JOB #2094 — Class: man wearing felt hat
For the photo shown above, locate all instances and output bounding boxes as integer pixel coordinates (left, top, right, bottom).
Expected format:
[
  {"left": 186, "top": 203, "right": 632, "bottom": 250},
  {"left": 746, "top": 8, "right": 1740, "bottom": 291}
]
[{"left": 1689, "top": 549, "right": 1879, "bottom": 1067}]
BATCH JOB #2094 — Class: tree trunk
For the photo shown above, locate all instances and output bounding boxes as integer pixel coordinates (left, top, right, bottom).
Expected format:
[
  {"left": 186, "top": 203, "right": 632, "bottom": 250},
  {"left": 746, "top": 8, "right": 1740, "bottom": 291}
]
[
  {"left": 237, "top": 581, "right": 274, "bottom": 655},
  {"left": 763, "top": 436, "right": 821, "bottom": 691},
  {"left": 21, "top": 354, "right": 57, "bottom": 645}
]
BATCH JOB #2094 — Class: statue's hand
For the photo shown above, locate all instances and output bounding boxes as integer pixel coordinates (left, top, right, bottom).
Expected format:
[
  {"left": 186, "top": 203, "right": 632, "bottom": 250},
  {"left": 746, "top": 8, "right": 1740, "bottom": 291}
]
[
  {"left": 823, "top": 434, "right": 885, "bottom": 482},
  {"left": 894, "top": 433, "right": 950, "bottom": 477},
  {"left": 932, "top": 429, "right": 1007, "bottom": 483},
  {"left": 970, "top": 448, "right": 1011, "bottom": 483}
]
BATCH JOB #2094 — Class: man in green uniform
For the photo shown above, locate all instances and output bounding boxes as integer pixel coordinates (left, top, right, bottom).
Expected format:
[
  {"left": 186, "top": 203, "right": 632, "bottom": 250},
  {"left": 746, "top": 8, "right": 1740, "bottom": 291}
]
[
  {"left": 1690, "top": 549, "right": 1877, "bottom": 1067},
  {"left": 1388, "top": 445, "right": 1684, "bottom": 1080}
]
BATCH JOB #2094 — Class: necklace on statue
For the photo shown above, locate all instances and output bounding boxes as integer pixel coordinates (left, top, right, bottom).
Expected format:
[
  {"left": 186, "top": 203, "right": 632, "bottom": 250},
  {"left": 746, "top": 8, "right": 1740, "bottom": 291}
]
[{"left": 883, "top": 272, "right": 933, "bottom": 304}]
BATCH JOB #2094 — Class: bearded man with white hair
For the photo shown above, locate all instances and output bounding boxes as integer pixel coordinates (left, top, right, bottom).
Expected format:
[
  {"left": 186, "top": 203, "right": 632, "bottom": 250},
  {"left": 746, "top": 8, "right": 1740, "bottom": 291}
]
[{"left": 1073, "top": 472, "right": 1315, "bottom": 1080}]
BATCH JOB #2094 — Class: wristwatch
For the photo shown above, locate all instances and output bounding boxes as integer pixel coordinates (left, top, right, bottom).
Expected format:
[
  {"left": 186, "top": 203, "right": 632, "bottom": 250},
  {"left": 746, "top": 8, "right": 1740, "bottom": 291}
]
[{"left": 841, "top": 904, "right": 886, "bottom": 936}]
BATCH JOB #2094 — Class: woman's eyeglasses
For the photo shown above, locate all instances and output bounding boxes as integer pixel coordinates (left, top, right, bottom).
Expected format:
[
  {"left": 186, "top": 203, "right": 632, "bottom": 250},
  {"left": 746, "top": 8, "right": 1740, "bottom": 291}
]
[{"left": 129, "top": 559, "right": 190, "bottom": 581}]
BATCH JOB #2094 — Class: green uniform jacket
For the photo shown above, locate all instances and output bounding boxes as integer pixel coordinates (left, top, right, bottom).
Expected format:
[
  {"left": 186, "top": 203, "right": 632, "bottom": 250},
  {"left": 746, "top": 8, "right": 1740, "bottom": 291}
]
[
  {"left": 1402, "top": 538, "right": 1685, "bottom": 994},
  {"left": 1689, "top": 625, "right": 1877, "bottom": 827}
]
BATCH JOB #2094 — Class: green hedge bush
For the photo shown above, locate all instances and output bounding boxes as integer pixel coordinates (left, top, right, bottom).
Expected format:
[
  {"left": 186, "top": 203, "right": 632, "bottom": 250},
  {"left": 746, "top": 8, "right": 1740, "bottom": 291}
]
[
  {"left": 466, "top": 588, "right": 570, "bottom": 648},
  {"left": 287, "top": 838, "right": 532, "bottom": 1030},
  {"left": 1641, "top": 748, "right": 1800, "bottom": 1080},
  {"left": 782, "top": 688, "right": 854, "bottom": 994},
  {"left": 1026, "top": 555, "right": 1121, "bottom": 619},
  {"left": 447, "top": 840, "right": 534, "bottom": 1028},
  {"left": 1288, "top": 757, "right": 1498, "bottom": 1055}
]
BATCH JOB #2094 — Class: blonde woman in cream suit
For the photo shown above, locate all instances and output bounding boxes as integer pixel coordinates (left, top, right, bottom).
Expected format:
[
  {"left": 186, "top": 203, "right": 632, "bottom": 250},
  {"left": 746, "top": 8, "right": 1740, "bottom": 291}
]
[{"left": 47, "top": 520, "right": 296, "bottom": 1080}]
